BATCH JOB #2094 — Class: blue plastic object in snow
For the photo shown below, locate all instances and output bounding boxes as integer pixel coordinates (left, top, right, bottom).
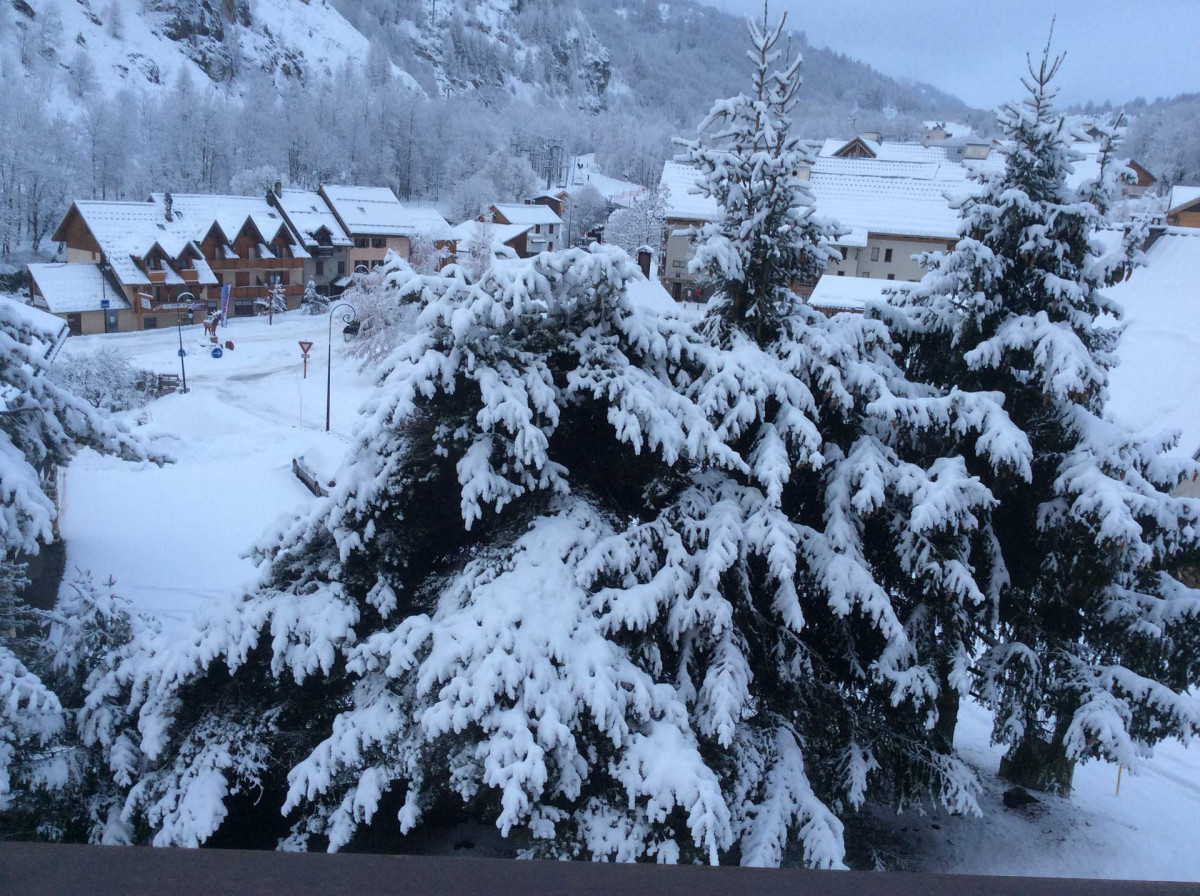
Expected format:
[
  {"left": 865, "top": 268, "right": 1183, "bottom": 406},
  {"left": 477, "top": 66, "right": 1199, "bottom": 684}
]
[
  {"left": 211, "top": 346, "right": 224, "bottom": 359},
  {"left": 177, "top": 348, "right": 186, "bottom": 358}
]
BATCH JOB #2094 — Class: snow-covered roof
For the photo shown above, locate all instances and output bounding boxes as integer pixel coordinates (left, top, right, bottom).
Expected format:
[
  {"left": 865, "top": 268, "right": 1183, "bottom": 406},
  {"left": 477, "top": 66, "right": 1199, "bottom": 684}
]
[
  {"left": 820, "top": 138, "right": 949, "bottom": 164},
  {"left": 64, "top": 201, "right": 178, "bottom": 286},
  {"left": 451, "top": 221, "right": 530, "bottom": 251},
  {"left": 27, "top": 263, "right": 131, "bottom": 314},
  {"left": 59, "top": 197, "right": 287, "bottom": 288},
  {"left": 660, "top": 162, "right": 719, "bottom": 222},
  {"left": 1107, "top": 229, "right": 1200, "bottom": 457},
  {"left": 923, "top": 121, "right": 974, "bottom": 138},
  {"left": 812, "top": 156, "right": 970, "bottom": 183},
  {"left": 810, "top": 172, "right": 966, "bottom": 242},
  {"left": 808, "top": 274, "right": 914, "bottom": 312},
  {"left": 1, "top": 296, "right": 70, "bottom": 345},
  {"left": 1168, "top": 185, "right": 1200, "bottom": 213},
  {"left": 449, "top": 221, "right": 531, "bottom": 254},
  {"left": 659, "top": 162, "right": 963, "bottom": 241},
  {"left": 321, "top": 185, "right": 454, "bottom": 239},
  {"left": 148, "top": 193, "right": 300, "bottom": 252},
  {"left": 273, "top": 190, "right": 353, "bottom": 248},
  {"left": 492, "top": 203, "right": 562, "bottom": 227}
]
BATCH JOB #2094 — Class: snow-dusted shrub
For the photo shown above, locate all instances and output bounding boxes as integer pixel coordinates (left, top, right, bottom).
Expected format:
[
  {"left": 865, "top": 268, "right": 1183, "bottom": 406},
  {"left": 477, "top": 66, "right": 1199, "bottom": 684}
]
[
  {"left": 339, "top": 254, "right": 421, "bottom": 369},
  {"left": 49, "top": 345, "right": 151, "bottom": 413},
  {"left": 602, "top": 186, "right": 666, "bottom": 258}
]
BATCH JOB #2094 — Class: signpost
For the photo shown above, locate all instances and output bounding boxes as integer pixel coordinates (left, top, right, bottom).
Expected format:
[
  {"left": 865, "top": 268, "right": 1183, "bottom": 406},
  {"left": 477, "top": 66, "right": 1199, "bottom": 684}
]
[{"left": 299, "top": 340, "right": 313, "bottom": 379}]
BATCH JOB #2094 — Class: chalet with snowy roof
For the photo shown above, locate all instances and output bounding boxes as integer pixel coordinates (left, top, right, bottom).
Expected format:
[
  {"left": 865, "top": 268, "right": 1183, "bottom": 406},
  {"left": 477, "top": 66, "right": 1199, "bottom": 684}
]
[
  {"left": 50, "top": 199, "right": 218, "bottom": 331},
  {"left": 319, "top": 185, "right": 455, "bottom": 275},
  {"left": 148, "top": 192, "right": 309, "bottom": 318},
  {"left": 530, "top": 188, "right": 571, "bottom": 218},
  {"left": 486, "top": 203, "right": 563, "bottom": 256},
  {"left": 266, "top": 186, "right": 353, "bottom": 295},
  {"left": 1166, "top": 186, "right": 1200, "bottom": 229},
  {"left": 659, "top": 160, "right": 962, "bottom": 301},
  {"left": 26, "top": 262, "right": 135, "bottom": 335}
]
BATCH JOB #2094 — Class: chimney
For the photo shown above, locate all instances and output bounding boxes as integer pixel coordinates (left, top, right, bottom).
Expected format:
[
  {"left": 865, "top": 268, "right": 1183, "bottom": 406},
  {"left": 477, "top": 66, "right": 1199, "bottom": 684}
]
[
  {"left": 164, "top": 192, "right": 174, "bottom": 222},
  {"left": 274, "top": 181, "right": 282, "bottom": 197},
  {"left": 636, "top": 246, "right": 652, "bottom": 279}
]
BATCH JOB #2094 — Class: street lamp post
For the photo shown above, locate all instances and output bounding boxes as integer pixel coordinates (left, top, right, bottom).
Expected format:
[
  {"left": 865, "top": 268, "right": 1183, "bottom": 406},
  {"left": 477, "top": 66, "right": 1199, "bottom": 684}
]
[
  {"left": 176, "top": 292, "right": 196, "bottom": 395},
  {"left": 326, "top": 302, "right": 358, "bottom": 433}
]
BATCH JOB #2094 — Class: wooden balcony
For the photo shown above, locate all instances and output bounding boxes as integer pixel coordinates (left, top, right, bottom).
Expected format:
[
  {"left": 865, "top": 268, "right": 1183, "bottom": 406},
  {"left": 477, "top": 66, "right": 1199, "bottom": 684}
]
[
  {"left": 225, "top": 285, "right": 303, "bottom": 300},
  {"left": 209, "top": 257, "right": 304, "bottom": 271},
  {"left": 146, "top": 270, "right": 168, "bottom": 283}
]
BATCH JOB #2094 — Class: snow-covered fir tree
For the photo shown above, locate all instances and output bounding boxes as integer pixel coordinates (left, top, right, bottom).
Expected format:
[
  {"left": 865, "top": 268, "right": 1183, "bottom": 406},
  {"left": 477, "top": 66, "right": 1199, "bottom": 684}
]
[
  {"left": 677, "top": 10, "right": 835, "bottom": 343},
  {"left": 109, "top": 12, "right": 1032, "bottom": 867},
  {"left": 301, "top": 280, "right": 328, "bottom": 315},
  {"left": 0, "top": 298, "right": 153, "bottom": 824},
  {"left": 887, "top": 41, "right": 1200, "bottom": 794},
  {"left": 13, "top": 573, "right": 151, "bottom": 844}
]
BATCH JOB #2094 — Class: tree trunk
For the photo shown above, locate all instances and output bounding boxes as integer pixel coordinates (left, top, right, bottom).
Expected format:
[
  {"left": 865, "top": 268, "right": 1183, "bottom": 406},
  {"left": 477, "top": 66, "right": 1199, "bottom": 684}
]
[
  {"left": 999, "top": 718, "right": 1076, "bottom": 795},
  {"left": 932, "top": 677, "right": 959, "bottom": 754}
]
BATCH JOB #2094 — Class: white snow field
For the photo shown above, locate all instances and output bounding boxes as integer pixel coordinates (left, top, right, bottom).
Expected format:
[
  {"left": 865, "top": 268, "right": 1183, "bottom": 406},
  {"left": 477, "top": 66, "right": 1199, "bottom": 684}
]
[
  {"left": 52, "top": 308, "right": 1200, "bottom": 880},
  {"left": 56, "top": 312, "right": 371, "bottom": 628}
]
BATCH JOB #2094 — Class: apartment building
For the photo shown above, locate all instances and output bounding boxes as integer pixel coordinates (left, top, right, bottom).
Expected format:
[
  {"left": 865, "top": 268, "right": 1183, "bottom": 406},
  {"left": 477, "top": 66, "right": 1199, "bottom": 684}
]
[{"left": 319, "top": 185, "right": 455, "bottom": 273}]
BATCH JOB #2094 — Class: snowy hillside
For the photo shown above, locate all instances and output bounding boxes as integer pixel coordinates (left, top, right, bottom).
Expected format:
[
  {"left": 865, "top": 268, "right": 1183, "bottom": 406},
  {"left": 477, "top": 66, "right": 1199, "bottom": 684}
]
[
  {"left": 2, "top": 0, "right": 974, "bottom": 121},
  {"left": 2, "top": 0, "right": 381, "bottom": 105}
]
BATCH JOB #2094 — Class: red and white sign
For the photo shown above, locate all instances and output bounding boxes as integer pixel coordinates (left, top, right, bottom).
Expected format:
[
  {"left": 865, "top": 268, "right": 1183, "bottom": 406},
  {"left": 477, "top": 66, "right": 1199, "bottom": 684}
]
[{"left": 299, "top": 340, "right": 314, "bottom": 378}]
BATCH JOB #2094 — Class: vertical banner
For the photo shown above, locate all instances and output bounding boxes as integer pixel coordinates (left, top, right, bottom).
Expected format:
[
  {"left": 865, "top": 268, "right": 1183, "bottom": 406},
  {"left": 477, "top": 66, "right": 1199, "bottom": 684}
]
[{"left": 219, "top": 282, "right": 231, "bottom": 325}]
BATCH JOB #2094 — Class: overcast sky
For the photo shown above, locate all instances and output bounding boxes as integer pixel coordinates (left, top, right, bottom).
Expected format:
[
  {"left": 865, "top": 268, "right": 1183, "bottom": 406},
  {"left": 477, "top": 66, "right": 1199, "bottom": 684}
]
[{"left": 704, "top": 0, "right": 1200, "bottom": 109}]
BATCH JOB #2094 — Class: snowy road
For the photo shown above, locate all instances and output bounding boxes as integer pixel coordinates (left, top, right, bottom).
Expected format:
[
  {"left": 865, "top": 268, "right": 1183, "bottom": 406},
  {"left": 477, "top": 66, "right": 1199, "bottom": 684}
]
[{"left": 56, "top": 314, "right": 372, "bottom": 627}]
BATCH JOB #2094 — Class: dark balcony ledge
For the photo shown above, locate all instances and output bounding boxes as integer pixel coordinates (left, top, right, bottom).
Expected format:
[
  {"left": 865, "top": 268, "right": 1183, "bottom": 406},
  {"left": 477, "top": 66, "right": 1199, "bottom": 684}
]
[{"left": 0, "top": 843, "right": 1190, "bottom": 896}]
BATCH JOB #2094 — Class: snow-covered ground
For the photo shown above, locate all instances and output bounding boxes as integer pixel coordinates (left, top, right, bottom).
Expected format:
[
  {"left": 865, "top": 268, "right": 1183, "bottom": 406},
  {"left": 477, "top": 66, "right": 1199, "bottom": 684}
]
[
  {"left": 51, "top": 309, "right": 1200, "bottom": 880},
  {"left": 56, "top": 313, "right": 371, "bottom": 628}
]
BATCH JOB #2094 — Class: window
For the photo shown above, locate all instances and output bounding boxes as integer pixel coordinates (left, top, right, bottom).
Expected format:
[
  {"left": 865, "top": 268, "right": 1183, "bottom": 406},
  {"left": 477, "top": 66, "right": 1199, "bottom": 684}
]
[
  {"left": 371, "top": 238, "right": 385, "bottom": 249},
  {"left": 355, "top": 238, "right": 368, "bottom": 248},
  {"left": 315, "top": 260, "right": 325, "bottom": 276},
  {"left": 673, "top": 260, "right": 684, "bottom": 268},
  {"left": 839, "top": 247, "right": 849, "bottom": 260},
  {"left": 884, "top": 248, "right": 893, "bottom": 263},
  {"left": 870, "top": 247, "right": 880, "bottom": 262},
  {"left": 836, "top": 270, "right": 845, "bottom": 277},
  {"left": 143, "top": 316, "right": 158, "bottom": 329},
  {"left": 66, "top": 313, "right": 82, "bottom": 335},
  {"left": 234, "top": 300, "right": 253, "bottom": 317},
  {"left": 860, "top": 272, "right": 870, "bottom": 277},
  {"left": 535, "top": 224, "right": 542, "bottom": 234},
  {"left": 235, "top": 272, "right": 250, "bottom": 287},
  {"left": 337, "top": 262, "right": 346, "bottom": 277},
  {"left": 887, "top": 274, "right": 895, "bottom": 280}
]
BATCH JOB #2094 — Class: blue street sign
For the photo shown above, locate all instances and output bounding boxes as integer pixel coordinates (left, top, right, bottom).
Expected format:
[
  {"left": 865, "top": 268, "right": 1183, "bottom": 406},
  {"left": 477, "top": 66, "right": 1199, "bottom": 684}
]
[
  {"left": 211, "top": 347, "right": 224, "bottom": 359},
  {"left": 177, "top": 348, "right": 187, "bottom": 357},
  {"left": 100, "top": 299, "right": 110, "bottom": 309}
]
